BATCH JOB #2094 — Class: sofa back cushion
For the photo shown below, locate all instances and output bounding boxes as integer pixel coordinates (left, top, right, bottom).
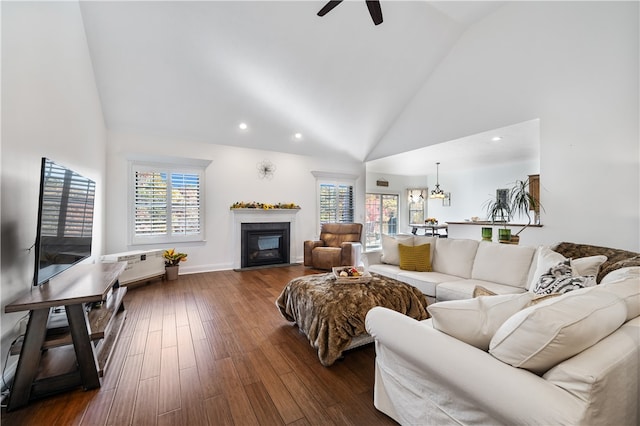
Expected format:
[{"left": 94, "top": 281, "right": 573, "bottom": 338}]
[
  {"left": 320, "top": 223, "right": 363, "bottom": 247},
  {"left": 597, "top": 277, "right": 640, "bottom": 321},
  {"left": 380, "top": 234, "right": 414, "bottom": 265},
  {"left": 428, "top": 292, "right": 535, "bottom": 350},
  {"left": 432, "top": 238, "right": 479, "bottom": 278},
  {"left": 471, "top": 242, "right": 536, "bottom": 289},
  {"left": 489, "top": 287, "right": 627, "bottom": 374}
]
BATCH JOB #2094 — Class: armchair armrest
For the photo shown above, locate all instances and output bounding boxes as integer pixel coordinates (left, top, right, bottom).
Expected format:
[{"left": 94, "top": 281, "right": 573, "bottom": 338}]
[
  {"left": 340, "top": 242, "right": 362, "bottom": 266},
  {"left": 303, "top": 239, "right": 325, "bottom": 266}
]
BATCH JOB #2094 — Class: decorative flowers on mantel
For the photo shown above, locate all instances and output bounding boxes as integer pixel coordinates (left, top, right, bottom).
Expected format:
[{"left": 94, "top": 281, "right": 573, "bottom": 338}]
[{"left": 230, "top": 201, "right": 300, "bottom": 210}]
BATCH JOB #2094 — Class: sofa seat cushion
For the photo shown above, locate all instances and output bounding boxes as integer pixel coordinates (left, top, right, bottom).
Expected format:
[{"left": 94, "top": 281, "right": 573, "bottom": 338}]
[
  {"left": 432, "top": 238, "right": 479, "bottom": 278},
  {"left": 489, "top": 287, "right": 627, "bottom": 374},
  {"left": 368, "top": 263, "right": 402, "bottom": 280},
  {"left": 436, "top": 279, "right": 527, "bottom": 302},
  {"left": 396, "top": 271, "right": 462, "bottom": 297},
  {"left": 311, "top": 247, "right": 342, "bottom": 270},
  {"left": 472, "top": 242, "right": 536, "bottom": 289},
  {"left": 427, "top": 292, "right": 535, "bottom": 350}
]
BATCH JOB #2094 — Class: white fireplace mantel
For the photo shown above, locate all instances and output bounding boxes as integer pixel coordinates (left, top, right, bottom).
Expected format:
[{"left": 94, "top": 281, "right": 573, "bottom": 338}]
[{"left": 231, "top": 209, "right": 301, "bottom": 269}]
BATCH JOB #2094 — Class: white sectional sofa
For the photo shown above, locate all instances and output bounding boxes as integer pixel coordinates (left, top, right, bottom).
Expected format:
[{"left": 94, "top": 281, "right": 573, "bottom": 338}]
[
  {"left": 364, "top": 235, "right": 640, "bottom": 425},
  {"left": 366, "top": 235, "right": 540, "bottom": 301}
]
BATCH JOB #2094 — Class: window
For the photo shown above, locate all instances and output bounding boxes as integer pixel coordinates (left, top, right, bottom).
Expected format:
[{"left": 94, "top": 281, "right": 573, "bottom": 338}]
[
  {"left": 319, "top": 182, "right": 354, "bottom": 224},
  {"left": 365, "top": 193, "right": 398, "bottom": 249},
  {"left": 408, "top": 188, "right": 427, "bottom": 224},
  {"left": 130, "top": 161, "right": 205, "bottom": 245}
]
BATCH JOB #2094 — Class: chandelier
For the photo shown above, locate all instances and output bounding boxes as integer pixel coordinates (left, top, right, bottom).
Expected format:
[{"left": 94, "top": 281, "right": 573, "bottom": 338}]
[{"left": 430, "top": 162, "right": 446, "bottom": 199}]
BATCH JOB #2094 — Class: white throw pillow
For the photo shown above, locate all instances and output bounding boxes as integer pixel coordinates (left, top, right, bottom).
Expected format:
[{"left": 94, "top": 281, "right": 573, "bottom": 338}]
[
  {"left": 427, "top": 293, "right": 534, "bottom": 350},
  {"left": 380, "top": 234, "right": 414, "bottom": 266},
  {"left": 528, "top": 247, "right": 607, "bottom": 291},
  {"left": 489, "top": 288, "right": 627, "bottom": 374},
  {"left": 572, "top": 255, "right": 608, "bottom": 276}
]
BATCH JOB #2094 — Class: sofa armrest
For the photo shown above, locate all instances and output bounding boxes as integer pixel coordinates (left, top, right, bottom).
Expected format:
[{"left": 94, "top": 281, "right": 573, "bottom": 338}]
[
  {"left": 303, "top": 240, "right": 325, "bottom": 266},
  {"left": 340, "top": 242, "right": 362, "bottom": 266},
  {"left": 365, "top": 307, "right": 583, "bottom": 425},
  {"left": 363, "top": 250, "right": 382, "bottom": 265}
]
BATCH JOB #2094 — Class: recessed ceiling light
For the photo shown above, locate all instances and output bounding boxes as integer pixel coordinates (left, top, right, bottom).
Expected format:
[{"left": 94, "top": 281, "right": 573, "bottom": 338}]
[
  {"left": 491, "top": 136, "right": 503, "bottom": 142},
  {"left": 294, "top": 133, "right": 303, "bottom": 140},
  {"left": 238, "top": 122, "right": 248, "bottom": 130}
]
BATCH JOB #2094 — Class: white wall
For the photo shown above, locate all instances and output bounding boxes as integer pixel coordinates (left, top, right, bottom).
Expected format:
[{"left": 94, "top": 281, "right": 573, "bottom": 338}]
[
  {"left": 0, "top": 2, "right": 107, "bottom": 384},
  {"left": 105, "top": 131, "right": 365, "bottom": 271},
  {"left": 367, "top": 160, "right": 540, "bottom": 242},
  {"left": 374, "top": 2, "right": 639, "bottom": 251}
]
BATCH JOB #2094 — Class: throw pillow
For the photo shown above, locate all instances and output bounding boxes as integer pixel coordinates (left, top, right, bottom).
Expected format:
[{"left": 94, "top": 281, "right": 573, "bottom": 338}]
[
  {"left": 473, "top": 286, "right": 496, "bottom": 297},
  {"left": 427, "top": 292, "right": 534, "bottom": 351},
  {"left": 398, "top": 243, "right": 432, "bottom": 272},
  {"left": 571, "top": 255, "right": 608, "bottom": 277},
  {"left": 380, "top": 234, "right": 414, "bottom": 266},
  {"left": 489, "top": 288, "right": 627, "bottom": 374},
  {"left": 528, "top": 247, "right": 608, "bottom": 291},
  {"left": 533, "top": 260, "right": 596, "bottom": 295}
]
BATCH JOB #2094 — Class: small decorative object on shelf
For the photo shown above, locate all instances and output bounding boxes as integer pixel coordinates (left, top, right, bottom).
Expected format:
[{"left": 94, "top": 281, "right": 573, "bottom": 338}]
[
  {"left": 163, "top": 249, "right": 187, "bottom": 281},
  {"left": 425, "top": 217, "right": 438, "bottom": 225},
  {"left": 230, "top": 201, "right": 301, "bottom": 210},
  {"left": 482, "top": 227, "right": 493, "bottom": 242}
]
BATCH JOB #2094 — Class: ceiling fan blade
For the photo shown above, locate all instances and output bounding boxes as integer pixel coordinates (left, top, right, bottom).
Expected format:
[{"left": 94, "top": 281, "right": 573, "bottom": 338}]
[
  {"left": 366, "top": 0, "right": 383, "bottom": 25},
  {"left": 318, "top": 0, "right": 343, "bottom": 17}
]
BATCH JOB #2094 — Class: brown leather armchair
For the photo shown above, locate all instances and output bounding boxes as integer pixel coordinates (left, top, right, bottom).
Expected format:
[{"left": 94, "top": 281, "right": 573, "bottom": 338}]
[{"left": 304, "top": 223, "right": 363, "bottom": 270}]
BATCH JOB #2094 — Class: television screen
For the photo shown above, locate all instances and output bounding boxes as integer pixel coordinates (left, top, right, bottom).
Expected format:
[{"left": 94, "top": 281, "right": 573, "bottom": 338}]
[{"left": 33, "top": 158, "right": 96, "bottom": 286}]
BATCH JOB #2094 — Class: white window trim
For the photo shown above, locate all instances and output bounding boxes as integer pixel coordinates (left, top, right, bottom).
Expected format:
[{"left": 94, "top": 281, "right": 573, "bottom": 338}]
[
  {"left": 312, "top": 171, "right": 357, "bottom": 231},
  {"left": 128, "top": 157, "right": 210, "bottom": 246}
]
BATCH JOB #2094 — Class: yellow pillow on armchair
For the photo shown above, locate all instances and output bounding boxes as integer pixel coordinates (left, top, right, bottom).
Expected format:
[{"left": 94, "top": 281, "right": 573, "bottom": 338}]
[{"left": 398, "top": 243, "right": 432, "bottom": 272}]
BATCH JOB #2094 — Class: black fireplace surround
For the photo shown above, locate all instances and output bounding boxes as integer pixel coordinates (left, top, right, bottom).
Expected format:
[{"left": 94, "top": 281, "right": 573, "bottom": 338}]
[{"left": 241, "top": 222, "right": 290, "bottom": 268}]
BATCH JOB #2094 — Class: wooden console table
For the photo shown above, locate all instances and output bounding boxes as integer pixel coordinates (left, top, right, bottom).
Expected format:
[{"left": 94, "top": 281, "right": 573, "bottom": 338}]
[{"left": 4, "top": 262, "right": 127, "bottom": 411}]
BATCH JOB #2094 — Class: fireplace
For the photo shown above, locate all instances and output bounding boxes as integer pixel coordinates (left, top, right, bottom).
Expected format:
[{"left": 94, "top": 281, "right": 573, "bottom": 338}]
[{"left": 241, "top": 222, "right": 290, "bottom": 268}]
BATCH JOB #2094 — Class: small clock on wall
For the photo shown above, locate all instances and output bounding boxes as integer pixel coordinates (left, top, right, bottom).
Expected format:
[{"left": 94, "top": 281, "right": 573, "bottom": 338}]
[{"left": 257, "top": 160, "right": 276, "bottom": 179}]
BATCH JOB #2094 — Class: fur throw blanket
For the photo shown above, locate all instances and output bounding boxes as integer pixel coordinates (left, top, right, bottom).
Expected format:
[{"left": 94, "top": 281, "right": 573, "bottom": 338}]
[{"left": 276, "top": 272, "right": 429, "bottom": 366}]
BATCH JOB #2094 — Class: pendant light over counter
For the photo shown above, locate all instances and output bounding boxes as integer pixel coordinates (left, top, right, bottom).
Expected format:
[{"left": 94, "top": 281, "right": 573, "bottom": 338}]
[{"left": 430, "top": 162, "right": 446, "bottom": 199}]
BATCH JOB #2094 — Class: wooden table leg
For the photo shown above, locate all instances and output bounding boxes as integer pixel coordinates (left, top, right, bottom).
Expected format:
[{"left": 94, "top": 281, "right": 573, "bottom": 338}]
[
  {"left": 7, "top": 308, "right": 50, "bottom": 411},
  {"left": 65, "top": 304, "right": 101, "bottom": 390}
]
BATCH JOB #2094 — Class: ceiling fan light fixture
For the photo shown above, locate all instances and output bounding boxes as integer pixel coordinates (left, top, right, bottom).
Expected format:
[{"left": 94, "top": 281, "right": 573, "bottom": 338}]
[{"left": 317, "top": 0, "right": 383, "bottom": 25}]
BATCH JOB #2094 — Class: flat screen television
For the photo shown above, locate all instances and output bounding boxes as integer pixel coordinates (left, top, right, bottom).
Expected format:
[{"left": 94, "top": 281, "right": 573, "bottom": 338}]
[{"left": 33, "top": 157, "right": 96, "bottom": 286}]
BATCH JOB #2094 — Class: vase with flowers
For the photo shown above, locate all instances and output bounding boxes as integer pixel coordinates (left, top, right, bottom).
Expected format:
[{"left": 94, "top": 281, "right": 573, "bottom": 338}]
[{"left": 163, "top": 248, "right": 187, "bottom": 280}]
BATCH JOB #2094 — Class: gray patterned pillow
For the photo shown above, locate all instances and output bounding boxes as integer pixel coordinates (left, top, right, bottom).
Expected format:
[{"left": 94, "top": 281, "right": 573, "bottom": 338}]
[{"left": 533, "top": 260, "right": 596, "bottom": 295}]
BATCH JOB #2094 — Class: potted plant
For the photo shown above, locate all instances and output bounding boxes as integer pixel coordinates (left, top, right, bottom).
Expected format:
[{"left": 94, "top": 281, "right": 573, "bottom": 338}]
[
  {"left": 507, "top": 179, "right": 543, "bottom": 244},
  {"left": 483, "top": 189, "right": 512, "bottom": 243},
  {"left": 163, "top": 248, "right": 187, "bottom": 281}
]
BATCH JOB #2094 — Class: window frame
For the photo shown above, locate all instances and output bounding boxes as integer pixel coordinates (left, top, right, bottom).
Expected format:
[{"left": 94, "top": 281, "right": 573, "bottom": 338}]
[
  {"left": 365, "top": 192, "right": 399, "bottom": 250},
  {"left": 128, "top": 159, "right": 207, "bottom": 246},
  {"left": 312, "top": 172, "right": 357, "bottom": 230}
]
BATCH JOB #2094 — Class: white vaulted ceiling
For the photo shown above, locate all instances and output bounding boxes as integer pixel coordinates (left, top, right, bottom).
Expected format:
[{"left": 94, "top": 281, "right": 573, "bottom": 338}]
[{"left": 79, "top": 1, "right": 505, "bottom": 162}]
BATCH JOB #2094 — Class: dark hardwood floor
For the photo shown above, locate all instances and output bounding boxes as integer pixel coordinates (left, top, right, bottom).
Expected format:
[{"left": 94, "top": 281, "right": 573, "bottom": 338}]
[{"left": 1, "top": 266, "right": 397, "bottom": 425}]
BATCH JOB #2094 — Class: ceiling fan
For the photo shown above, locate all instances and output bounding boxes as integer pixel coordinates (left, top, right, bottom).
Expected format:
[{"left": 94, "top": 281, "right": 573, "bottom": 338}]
[{"left": 317, "top": 0, "right": 384, "bottom": 25}]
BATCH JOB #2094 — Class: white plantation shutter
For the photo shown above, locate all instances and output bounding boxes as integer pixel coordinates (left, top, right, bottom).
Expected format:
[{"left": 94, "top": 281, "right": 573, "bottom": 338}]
[
  {"left": 131, "top": 162, "right": 205, "bottom": 244},
  {"left": 319, "top": 182, "right": 354, "bottom": 224}
]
